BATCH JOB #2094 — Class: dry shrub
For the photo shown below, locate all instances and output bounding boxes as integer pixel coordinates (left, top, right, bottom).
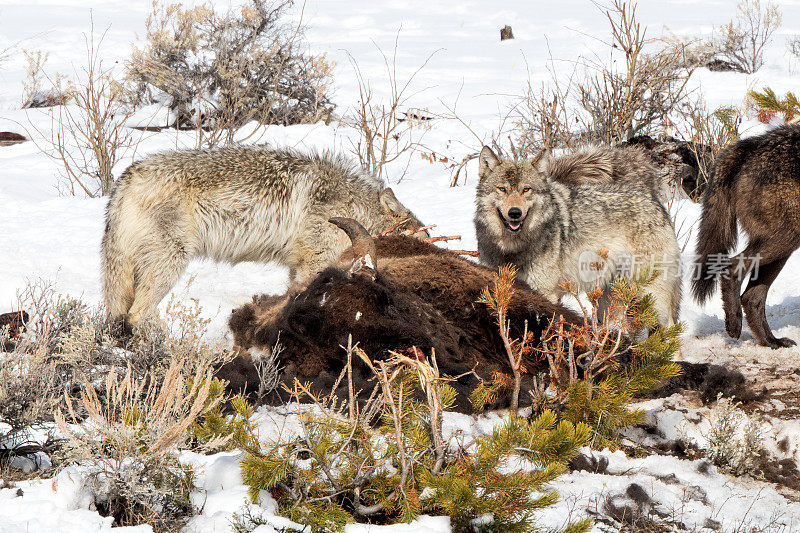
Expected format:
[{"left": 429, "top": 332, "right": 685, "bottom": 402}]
[
  {"left": 789, "top": 35, "right": 800, "bottom": 59},
  {"left": 55, "top": 361, "right": 224, "bottom": 529},
  {"left": 0, "top": 280, "right": 229, "bottom": 482},
  {"left": 660, "top": 34, "right": 717, "bottom": 70},
  {"left": 125, "top": 0, "right": 335, "bottom": 147},
  {"left": 341, "top": 40, "right": 437, "bottom": 181},
  {"left": 707, "top": 394, "right": 763, "bottom": 476},
  {"left": 577, "top": 1, "right": 693, "bottom": 145},
  {"left": 0, "top": 350, "right": 64, "bottom": 469},
  {"left": 28, "top": 24, "right": 139, "bottom": 197},
  {"left": 0, "top": 282, "right": 114, "bottom": 475},
  {"left": 21, "top": 50, "right": 71, "bottom": 108},
  {"left": 712, "top": 0, "right": 782, "bottom": 74},
  {"left": 514, "top": 76, "right": 576, "bottom": 154},
  {"left": 514, "top": 0, "right": 694, "bottom": 153}
]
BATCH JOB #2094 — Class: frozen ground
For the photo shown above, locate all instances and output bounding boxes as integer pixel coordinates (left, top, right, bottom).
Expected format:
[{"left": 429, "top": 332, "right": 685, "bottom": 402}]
[{"left": 1, "top": 0, "right": 800, "bottom": 531}]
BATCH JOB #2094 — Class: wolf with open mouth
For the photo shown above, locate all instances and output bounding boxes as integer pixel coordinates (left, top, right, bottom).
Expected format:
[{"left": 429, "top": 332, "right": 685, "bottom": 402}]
[{"left": 473, "top": 146, "right": 682, "bottom": 327}]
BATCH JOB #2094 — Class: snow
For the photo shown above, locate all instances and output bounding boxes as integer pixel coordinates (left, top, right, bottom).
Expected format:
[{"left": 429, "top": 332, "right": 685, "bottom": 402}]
[
  {"left": 549, "top": 450, "right": 800, "bottom": 532},
  {"left": 2, "top": 0, "right": 800, "bottom": 531},
  {"left": 0, "top": 465, "right": 153, "bottom": 533},
  {"left": 345, "top": 516, "right": 450, "bottom": 533}
]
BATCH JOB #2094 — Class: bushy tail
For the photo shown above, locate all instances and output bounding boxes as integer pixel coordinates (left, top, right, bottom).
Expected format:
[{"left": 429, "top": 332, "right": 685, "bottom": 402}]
[
  {"left": 101, "top": 196, "right": 136, "bottom": 319},
  {"left": 691, "top": 146, "right": 743, "bottom": 303},
  {"left": 544, "top": 146, "right": 614, "bottom": 186}
]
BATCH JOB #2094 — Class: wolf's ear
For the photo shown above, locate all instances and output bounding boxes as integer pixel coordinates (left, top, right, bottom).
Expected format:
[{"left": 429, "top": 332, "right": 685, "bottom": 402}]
[
  {"left": 478, "top": 146, "right": 501, "bottom": 180},
  {"left": 531, "top": 148, "right": 550, "bottom": 171},
  {"left": 380, "top": 188, "right": 406, "bottom": 214}
]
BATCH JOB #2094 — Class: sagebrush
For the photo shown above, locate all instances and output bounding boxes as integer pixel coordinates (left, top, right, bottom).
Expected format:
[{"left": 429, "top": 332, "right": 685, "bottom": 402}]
[
  {"left": 0, "top": 281, "right": 228, "bottom": 481},
  {"left": 55, "top": 361, "right": 223, "bottom": 529},
  {"left": 712, "top": 0, "right": 782, "bottom": 74},
  {"left": 514, "top": 0, "right": 694, "bottom": 153},
  {"left": 125, "top": 0, "right": 335, "bottom": 147}
]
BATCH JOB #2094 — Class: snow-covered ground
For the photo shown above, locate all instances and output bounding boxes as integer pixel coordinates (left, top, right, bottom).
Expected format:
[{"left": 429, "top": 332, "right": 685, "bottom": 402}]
[{"left": 2, "top": 0, "right": 800, "bottom": 531}]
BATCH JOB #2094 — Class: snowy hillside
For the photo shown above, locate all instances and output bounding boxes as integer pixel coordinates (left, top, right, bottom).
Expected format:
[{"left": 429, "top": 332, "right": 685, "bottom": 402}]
[{"left": 1, "top": 0, "right": 800, "bottom": 531}]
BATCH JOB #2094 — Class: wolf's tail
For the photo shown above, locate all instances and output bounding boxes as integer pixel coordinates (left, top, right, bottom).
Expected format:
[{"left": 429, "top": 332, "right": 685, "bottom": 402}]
[
  {"left": 544, "top": 146, "right": 614, "bottom": 186},
  {"left": 691, "top": 144, "right": 745, "bottom": 303},
  {"left": 101, "top": 186, "right": 136, "bottom": 320}
]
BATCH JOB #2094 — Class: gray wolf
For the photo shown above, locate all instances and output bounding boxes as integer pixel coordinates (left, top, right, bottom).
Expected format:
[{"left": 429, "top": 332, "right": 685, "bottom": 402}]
[
  {"left": 692, "top": 124, "right": 800, "bottom": 349},
  {"left": 102, "top": 146, "right": 424, "bottom": 326},
  {"left": 474, "top": 146, "right": 682, "bottom": 327},
  {"left": 543, "top": 144, "right": 669, "bottom": 202},
  {"left": 222, "top": 218, "right": 580, "bottom": 411}
]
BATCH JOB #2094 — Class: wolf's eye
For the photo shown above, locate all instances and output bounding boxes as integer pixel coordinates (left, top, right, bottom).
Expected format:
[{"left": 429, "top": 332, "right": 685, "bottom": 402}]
[
  {"left": 497, "top": 187, "right": 507, "bottom": 193},
  {"left": 522, "top": 187, "right": 532, "bottom": 193}
]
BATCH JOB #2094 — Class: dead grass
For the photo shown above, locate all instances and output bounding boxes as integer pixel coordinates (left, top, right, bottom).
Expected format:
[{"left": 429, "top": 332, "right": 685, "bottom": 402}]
[
  {"left": 54, "top": 361, "right": 224, "bottom": 528},
  {"left": 0, "top": 280, "right": 230, "bottom": 500}
]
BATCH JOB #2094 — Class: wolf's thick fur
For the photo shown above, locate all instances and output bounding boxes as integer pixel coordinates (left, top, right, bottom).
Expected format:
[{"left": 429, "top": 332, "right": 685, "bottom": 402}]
[
  {"left": 102, "top": 146, "right": 424, "bottom": 325},
  {"left": 692, "top": 124, "right": 800, "bottom": 349},
  {"left": 544, "top": 144, "right": 668, "bottom": 202},
  {"left": 474, "top": 146, "right": 681, "bottom": 326}
]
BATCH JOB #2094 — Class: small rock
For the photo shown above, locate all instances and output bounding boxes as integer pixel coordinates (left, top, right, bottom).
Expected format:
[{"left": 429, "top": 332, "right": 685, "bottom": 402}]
[
  {"left": 705, "top": 58, "right": 745, "bottom": 73},
  {"left": 0, "top": 132, "right": 27, "bottom": 146},
  {"left": 604, "top": 485, "right": 652, "bottom": 527},
  {"left": 625, "top": 483, "right": 651, "bottom": 506},
  {"left": 684, "top": 485, "right": 708, "bottom": 504},
  {"left": 500, "top": 25, "right": 514, "bottom": 41},
  {"left": 569, "top": 452, "right": 609, "bottom": 473},
  {"left": 697, "top": 460, "right": 715, "bottom": 475},
  {"left": 657, "top": 472, "right": 679, "bottom": 484}
]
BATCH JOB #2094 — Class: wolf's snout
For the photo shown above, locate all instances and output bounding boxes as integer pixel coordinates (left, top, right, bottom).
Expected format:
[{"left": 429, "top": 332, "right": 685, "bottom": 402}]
[
  {"left": 498, "top": 206, "right": 526, "bottom": 233},
  {"left": 508, "top": 207, "right": 523, "bottom": 220}
]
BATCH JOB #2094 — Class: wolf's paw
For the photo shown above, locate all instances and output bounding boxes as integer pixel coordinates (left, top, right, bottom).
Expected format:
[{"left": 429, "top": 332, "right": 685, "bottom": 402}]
[
  {"left": 764, "top": 337, "right": 797, "bottom": 349},
  {"left": 725, "top": 309, "right": 743, "bottom": 339}
]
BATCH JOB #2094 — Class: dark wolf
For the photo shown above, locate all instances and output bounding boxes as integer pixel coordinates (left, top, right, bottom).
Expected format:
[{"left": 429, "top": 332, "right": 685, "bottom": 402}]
[
  {"left": 101, "top": 146, "right": 424, "bottom": 325},
  {"left": 692, "top": 124, "right": 800, "bottom": 349}
]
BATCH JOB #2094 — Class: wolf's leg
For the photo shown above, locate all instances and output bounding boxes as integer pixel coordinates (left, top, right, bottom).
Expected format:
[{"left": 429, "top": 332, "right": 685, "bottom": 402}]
[
  {"left": 126, "top": 245, "right": 191, "bottom": 325},
  {"left": 741, "top": 256, "right": 795, "bottom": 348},
  {"left": 719, "top": 241, "right": 763, "bottom": 339},
  {"left": 649, "top": 273, "right": 681, "bottom": 328}
]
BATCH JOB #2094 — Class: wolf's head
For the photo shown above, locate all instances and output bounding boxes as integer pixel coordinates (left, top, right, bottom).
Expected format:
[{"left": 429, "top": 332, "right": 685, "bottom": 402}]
[
  {"left": 475, "top": 146, "right": 550, "bottom": 237},
  {"left": 379, "top": 187, "right": 430, "bottom": 237}
]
